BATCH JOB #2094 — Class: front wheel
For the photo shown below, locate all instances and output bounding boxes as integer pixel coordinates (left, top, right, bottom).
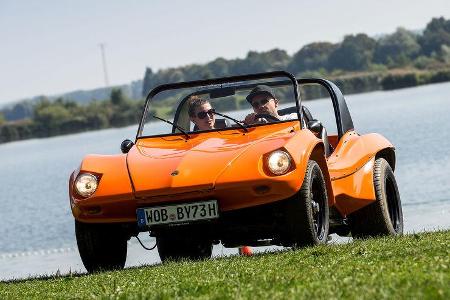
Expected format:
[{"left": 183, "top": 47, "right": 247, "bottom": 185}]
[
  {"left": 284, "top": 160, "right": 329, "bottom": 247},
  {"left": 75, "top": 220, "right": 128, "bottom": 273},
  {"left": 350, "top": 158, "right": 403, "bottom": 238},
  {"left": 157, "top": 236, "right": 212, "bottom": 262}
]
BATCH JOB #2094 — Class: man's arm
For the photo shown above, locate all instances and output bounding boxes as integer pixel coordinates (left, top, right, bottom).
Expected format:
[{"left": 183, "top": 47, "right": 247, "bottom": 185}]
[
  {"left": 244, "top": 113, "right": 257, "bottom": 125},
  {"left": 279, "top": 112, "right": 298, "bottom": 121}
]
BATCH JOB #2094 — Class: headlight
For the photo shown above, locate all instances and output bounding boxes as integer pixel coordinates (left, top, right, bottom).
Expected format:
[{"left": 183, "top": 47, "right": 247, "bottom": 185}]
[
  {"left": 267, "top": 150, "right": 292, "bottom": 175},
  {"left": 74, "top": 173, "right": 98, "bottom": 197}
]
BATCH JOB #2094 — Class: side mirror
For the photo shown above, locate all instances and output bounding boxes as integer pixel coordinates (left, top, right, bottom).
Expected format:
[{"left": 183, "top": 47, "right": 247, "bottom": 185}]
[
  {"left": 307, "top": 120, "right": 323, "bottom": 137},
  {"left": 121, "top": 139, "right": 134, "bottom": 154}
]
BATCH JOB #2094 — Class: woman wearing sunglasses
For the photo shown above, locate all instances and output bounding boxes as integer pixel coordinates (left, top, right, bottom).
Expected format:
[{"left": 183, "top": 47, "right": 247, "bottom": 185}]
[
  {"left": 188, "top": 96, "right": 216, "bottom": 131},
  {"left": 243, "top": 85, "right": 297, "bottom": 125}
]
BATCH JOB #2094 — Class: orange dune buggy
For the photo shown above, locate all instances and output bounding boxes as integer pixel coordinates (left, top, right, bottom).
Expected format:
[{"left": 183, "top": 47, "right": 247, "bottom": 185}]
[{"left": 69, "top": 71, "right": 403, "bottom": 272}]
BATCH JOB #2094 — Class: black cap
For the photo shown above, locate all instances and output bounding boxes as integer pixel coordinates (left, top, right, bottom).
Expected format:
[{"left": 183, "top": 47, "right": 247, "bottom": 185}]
[{"left": 246, "top": 85, "right": 276, "bottom": 103}]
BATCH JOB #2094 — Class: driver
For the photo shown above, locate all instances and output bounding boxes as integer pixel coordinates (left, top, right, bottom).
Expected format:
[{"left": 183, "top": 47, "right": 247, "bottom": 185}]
[
  {"left": 188, "top": 96, "right": 216, "bottom": 131},
  {"left": 243, "top": 85, "right": 297, "bottom": 125}
]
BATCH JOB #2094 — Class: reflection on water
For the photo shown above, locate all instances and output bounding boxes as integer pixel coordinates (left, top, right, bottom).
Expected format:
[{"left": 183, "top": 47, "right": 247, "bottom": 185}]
[{"left": 0, "top": 82, "right": 449, "bottom": 280}]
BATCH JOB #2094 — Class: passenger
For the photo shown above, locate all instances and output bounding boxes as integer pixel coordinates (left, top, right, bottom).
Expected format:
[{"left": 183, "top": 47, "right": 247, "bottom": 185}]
[
  {"left": 243, "top": 85, "right": 297, "bottom": 125},
  {"left": 188, "top": 96, "right": 216, "bottom": 131}
]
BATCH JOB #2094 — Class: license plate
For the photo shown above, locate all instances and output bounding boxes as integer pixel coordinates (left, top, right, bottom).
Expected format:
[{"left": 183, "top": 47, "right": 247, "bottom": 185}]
[{"left": 136, "top": 200, "right": 219, "bottom": 227}]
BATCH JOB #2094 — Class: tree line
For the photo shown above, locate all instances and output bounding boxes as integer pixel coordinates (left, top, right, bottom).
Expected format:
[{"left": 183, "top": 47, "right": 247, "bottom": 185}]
[
  {"left": 1, "top": 16, "right": 450, "bottom": 143},
  {"left": 142, "top": 17, "right": 450, "bottom": 95},
  {"left": 0, "top": 90, "right": 145, "bottom": 144}
]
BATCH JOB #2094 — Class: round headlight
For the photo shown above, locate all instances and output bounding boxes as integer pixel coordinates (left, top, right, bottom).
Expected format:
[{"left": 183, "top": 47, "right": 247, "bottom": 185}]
[
  {"left": 75, "top": 173, "right": 98, "bottom": 197},
  {"left": 267, "top": 150, "right": 292, "bottom": 175}
]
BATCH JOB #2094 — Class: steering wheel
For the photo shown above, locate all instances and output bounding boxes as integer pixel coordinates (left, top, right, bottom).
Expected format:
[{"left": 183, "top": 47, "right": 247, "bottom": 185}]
[{"left": 254, "top": 113, "right": 280, "bottom": 122}]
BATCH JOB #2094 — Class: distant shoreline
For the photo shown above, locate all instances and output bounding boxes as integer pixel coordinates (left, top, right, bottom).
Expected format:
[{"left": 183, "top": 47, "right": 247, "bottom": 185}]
[{"left": 1, "top": 70, "right": 449, "bottom": 145}]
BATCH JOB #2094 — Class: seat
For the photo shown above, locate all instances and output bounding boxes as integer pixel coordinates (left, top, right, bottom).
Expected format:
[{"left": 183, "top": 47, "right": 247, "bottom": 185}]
[
  {"left": 320, "top": 126, "right": 331, "bottom": 157},
  {"left": 274, "top": 106, "right": 331, "bottom": 157},
  {"left": 278, "top": 106, "right": 313, "bottom": 122},
  {"left": 302, "top": 106, "right": 313, "bottom": 122},
  {"left": 192, "top": 118, "right": 230, "bottom": 131},
  {"left": 303, "top": 106, "right": 332, "bottom": 158},
  {"left": 215, "top": 118, "right": 230, "bottom": 128}
]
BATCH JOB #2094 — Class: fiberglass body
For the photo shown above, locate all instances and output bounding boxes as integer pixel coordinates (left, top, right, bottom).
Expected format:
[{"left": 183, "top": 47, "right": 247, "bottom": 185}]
[{"left": 69, "top": 71, "right": 402, "bottom": 272}]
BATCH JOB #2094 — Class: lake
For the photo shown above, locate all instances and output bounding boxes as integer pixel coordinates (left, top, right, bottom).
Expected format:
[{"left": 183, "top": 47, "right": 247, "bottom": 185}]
[{"left": 1, "top": 82, "right": 449, "bottom": 280}]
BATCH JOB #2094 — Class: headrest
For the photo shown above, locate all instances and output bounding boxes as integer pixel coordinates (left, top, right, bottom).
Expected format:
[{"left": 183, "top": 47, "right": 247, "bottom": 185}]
[
  {"left": 277, "top": 106, "right": 313, "bottom": 122},
  {"left": 302, "top": 106, "right": 313, "bottom": 122}
]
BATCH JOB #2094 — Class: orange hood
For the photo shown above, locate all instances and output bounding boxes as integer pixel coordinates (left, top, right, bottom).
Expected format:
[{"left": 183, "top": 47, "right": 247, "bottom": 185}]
[{"left": 127, "top": 124, "right": 297, "bottom": 199}]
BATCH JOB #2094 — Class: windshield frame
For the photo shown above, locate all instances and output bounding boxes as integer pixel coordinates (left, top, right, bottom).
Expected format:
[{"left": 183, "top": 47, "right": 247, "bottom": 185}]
[{"left": 136, "top": 71, "right": 302, "bottom": 140}]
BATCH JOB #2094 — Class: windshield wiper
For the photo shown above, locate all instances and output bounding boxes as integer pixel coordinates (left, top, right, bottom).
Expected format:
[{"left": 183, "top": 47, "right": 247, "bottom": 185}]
[
  {"left": 152, "top": 115, "right": 190, "bottom": 140},
  {"left": 213, "top": 111, "right": 248, "bottom": 132}
]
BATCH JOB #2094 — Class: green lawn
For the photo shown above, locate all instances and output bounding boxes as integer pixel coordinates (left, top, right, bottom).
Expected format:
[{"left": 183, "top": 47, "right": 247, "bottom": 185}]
[{"left": 1, "top": 231, "right": 449, "bottom": 299}]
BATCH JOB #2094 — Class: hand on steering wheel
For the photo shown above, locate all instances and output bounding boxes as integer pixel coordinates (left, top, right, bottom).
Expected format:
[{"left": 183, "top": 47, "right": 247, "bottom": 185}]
[{"left": 253, "top": 113, "right": 280, "bottom": 122}]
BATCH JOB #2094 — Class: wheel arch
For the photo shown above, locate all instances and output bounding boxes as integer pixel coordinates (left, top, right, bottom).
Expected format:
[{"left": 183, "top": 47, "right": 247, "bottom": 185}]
[
  {"left": 310, "top": 143, "right": 335, "bottom": 206},
  {"left": 375, "top": 147, "right": 396, "bottom": 171},
  {"left": 284, "top": 130, "right": 335, "bottom": 206},
  {"left": 329, "top": 132, "right": 397, "bottom": 217}
]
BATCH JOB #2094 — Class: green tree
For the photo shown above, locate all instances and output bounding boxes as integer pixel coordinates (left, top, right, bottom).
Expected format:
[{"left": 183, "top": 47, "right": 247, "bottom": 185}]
[
  {"left": 111, "top": 88, "right": 127, "bottom": 106},
  {"left": 109, "top": 88, "right": 141, "bottom": 127},
  {"left": 167, "top": 69, "right": 185, "bottom": 82},
  {"left": 85, "top": 101, "right": 111, "bottom": 129},
  {"left": 206, "top": 58, "right": 230, "bottom": 77},
  {"left": 2, "top": 101, "right": 34, "bottom": 121},
  {"left": 233, "top": 49, "right": 290, "bottom": 74},
  {"left": 0, "top": 125, "right": 19, "bottom": 142},
  {"left": 260, "top": 48, "right": 291, "bottom": 70},
  {"left": 289, "top": 42, "right": 337, "bottom": 73},
  {"left": 142, "top": 67, "right": 155, "bottom": 97},
  {"left": 374, "top": 28, "right": 421, "bottom": 67},
  {"left": 328, "top": 34, "right": 376, "bottom": 71},
  {"left": 441, "top": 45, "right": 450, "bottom": 63},
  {"left": 420, "top": 17, "right": 450, "bottom": 56},
  {"left": 33, "top": 98, "right": 72, "bottom": 136}
]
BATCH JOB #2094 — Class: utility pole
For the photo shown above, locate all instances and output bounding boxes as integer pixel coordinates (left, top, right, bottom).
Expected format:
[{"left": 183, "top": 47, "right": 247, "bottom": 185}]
[{"left": 99, "top": 43, "right": 110, "bottom": 87}]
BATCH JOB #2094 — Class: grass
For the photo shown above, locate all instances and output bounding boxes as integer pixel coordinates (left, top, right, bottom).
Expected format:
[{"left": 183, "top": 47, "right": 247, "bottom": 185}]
[{"left": 1, "top": 231, "right": 449, "bottom": 299}]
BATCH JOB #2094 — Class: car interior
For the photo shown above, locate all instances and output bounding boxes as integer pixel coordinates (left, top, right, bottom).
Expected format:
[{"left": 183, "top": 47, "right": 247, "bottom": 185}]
[
  {"left": 190, "top": 104, "right": 334, "bottom": 157},
  {"left": 157, "top": 80, "right": 339, "bottom": 158},
  {"left": 279, "top": 105, "right": 333, "bottom": 157},
  {"left": 192, "top": 118, "right": 230, "bottom": 131}
]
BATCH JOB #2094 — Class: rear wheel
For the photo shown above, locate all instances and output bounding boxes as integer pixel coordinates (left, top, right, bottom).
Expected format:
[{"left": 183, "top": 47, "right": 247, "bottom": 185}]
[
  {"left": 157, "top": 236, "right": 212, "bottom": 262},
  {"left": 284, "top": 160, "right": 329, "bottom": 247},
  {"left": 350, "top": 158, "right": 403, "bottom": 238},
  {"left": 75, "top": 220, "right": 128, "bottom": 273}
]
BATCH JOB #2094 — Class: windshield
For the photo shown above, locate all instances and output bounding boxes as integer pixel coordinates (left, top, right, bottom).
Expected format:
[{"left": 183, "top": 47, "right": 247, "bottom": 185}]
[{"left": 137, "top": 72, "right": 300, "bottom": 139}]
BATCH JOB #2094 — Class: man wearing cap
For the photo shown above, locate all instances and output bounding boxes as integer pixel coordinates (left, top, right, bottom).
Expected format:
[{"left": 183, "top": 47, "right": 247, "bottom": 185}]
[{"left": 244, "top": 85, "right": 297, "bottom": 125}]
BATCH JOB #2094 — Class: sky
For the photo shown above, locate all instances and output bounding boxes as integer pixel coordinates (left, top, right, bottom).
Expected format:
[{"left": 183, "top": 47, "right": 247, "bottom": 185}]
[{"left": 1, "top": 0, "right": 449, "bottom": 105}]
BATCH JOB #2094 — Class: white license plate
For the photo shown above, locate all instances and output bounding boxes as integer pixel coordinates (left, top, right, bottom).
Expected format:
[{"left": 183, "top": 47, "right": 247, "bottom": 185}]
[{"left": 137, "top": 200, "right": 219, "bottom": 227}]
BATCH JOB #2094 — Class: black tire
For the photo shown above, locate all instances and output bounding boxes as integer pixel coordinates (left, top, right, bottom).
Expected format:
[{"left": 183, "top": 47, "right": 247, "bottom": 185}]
[
  {"left": 350, "top": 158, "right": 403, "bottom": 238},
  {"left": 284, "top": 160, "right": 329, "bottom": 247},
  {"left": 75, "top": 220, "right": 128, "bottom": 273},
  {"left": 157, "top": 236, "right": 212, "bottom": 262}
]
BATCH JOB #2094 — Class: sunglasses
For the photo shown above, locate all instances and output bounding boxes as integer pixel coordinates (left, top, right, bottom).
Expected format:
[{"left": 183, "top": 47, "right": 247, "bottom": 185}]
[
  {"left": 251, "top": 97, "right": 272, "bottom": 108},
  {"left": 197, "top": 108, "right": 216, "bottom": 119}
]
